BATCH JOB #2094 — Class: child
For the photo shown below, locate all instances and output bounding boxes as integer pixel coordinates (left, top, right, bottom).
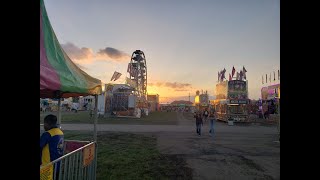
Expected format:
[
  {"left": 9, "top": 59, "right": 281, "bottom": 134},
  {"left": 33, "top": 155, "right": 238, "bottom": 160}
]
[{"left": 40, "top": 114, "right": 64, "bottom": 178}]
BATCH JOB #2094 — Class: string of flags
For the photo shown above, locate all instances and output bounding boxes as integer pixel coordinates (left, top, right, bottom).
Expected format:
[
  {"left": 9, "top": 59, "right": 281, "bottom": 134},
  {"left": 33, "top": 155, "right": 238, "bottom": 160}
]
[
  {"left": 218, "top": 66, "right": 247, "bottom": 82},
  {"left": 262, "top": 69, "right": 280, "bottom": 84}
]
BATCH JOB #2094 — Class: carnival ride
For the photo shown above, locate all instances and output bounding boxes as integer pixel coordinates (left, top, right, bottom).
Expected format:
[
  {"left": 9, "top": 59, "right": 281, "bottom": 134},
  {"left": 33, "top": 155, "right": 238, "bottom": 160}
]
[{"left": 126, "top": 50, "right": 148, "bottom": 111}]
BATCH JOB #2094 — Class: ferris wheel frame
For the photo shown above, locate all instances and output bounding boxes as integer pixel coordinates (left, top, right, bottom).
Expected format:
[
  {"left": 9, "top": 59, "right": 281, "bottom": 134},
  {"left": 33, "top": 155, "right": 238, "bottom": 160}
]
[{"left": 127, "top": 50, "right": 148, "bottom": 99}]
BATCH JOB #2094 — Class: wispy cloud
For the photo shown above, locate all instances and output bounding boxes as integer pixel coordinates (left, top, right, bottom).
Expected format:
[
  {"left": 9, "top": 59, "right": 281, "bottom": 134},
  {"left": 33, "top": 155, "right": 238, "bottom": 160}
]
[
  {"left": 174, "top": 89, "right": 189, "bottom": 91},
  {"left": 61, "top": 43, "right": 94, "bottom": 64},
  {"left": 97, "top": 47, "right": 130, "bottom": 62},
  {"left": 148, "top": 81, "right": 192, "bottom": 91},
  {"left": 61, "top": 42, "right": 130, "bottom": 64},
  {"left": 164, "top": 82, "right": 191, "bottom": 89}
]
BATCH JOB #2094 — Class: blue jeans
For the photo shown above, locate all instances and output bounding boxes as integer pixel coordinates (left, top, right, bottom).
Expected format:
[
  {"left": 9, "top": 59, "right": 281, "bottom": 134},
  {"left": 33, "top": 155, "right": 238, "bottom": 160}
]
[{"left": 196, "top": 123, "right": 202, "bottom": 135}]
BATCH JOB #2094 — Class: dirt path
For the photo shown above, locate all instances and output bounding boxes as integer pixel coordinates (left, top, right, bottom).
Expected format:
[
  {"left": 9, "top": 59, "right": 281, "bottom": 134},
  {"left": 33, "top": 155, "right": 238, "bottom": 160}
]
[
  {"left": 156, "top": 112, "right": 280, "bottom": 180},
  {"left": 45, "top": 112, "right": 280, "bottom": 179},
  {"left": 156, "top": 131, "right": 279, "bottom": 180}
]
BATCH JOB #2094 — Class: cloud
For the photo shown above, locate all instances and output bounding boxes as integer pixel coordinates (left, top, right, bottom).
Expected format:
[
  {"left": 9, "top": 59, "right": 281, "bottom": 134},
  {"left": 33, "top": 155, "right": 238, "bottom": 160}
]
[
  {"left": 148, "top": 81, "right": 192, "bottom": 90},
  {"left": 164, "top": 82, "right": 191, "bottom": 89},
  {"left": 174, "top": 89, "right": 189, "bottom": 92},
  {"left": 61, "top": 42, "right": 130, "bottom": 64},
  {"left": 148, "top": 82, "right": 164, "bottom": 87},
  {"left": 61, "top": 43, "right": 94, "bottom": 63},
  {"left": 159, "top": 96, "right": 193, "bottom": 103},
  {"left": 97, "top": 47, "right": 130, "bottom": 61}
]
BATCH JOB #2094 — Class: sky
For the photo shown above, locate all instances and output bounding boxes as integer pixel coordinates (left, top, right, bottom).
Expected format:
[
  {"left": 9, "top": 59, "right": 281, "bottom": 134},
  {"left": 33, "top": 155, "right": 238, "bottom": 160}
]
[{"left": 44, "top": 0, "right": 280, "bottom": 103}]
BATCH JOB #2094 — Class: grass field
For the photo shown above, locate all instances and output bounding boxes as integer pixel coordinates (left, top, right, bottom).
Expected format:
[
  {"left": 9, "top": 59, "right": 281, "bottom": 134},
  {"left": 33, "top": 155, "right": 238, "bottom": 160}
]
[
  {"left": 40, "top": 111, "right": 178, "bottom": 125},
  {"left": 64, "top": 131, "right": 192, "bottom": 180}
]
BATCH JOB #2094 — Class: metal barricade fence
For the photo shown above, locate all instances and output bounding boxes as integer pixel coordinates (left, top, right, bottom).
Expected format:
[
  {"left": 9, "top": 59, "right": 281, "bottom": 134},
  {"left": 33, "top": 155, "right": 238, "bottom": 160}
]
[{"left": 40, "top": 140, "right": 97, "bottom": 180}]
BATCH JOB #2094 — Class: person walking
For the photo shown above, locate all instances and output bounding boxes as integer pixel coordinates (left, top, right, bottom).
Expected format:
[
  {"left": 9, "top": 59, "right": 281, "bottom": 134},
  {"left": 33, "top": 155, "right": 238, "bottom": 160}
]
[
  {"left": 194, "top": 112, "right": 203, "bottom": 136},
  {"left": 209, "top": 110, "right": 216, "bottom": 137}
]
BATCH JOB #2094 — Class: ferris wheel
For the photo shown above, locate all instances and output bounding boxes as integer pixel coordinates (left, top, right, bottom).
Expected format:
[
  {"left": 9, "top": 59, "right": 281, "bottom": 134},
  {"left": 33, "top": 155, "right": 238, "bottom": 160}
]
[{"left": 127, "top": 50, "right": 147, "bottom": 99}]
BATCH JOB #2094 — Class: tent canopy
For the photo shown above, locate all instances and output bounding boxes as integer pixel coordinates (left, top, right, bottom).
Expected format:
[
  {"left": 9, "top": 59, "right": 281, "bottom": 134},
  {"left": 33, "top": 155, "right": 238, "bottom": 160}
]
[{"left": 40, "top": 0, "right": 102, "bottom": 98}]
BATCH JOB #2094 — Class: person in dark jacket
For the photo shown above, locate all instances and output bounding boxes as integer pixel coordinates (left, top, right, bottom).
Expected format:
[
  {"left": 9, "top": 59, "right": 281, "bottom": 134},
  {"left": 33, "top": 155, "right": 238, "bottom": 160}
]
[
  {"left": 194, "top": 112, "right": 203, "bottom": 136},
  {"left": 40, "top": 114, "right": 64, "bottom": 178},
  {"left": 209, "top": 110, "right": 216, "bottom": 137}
]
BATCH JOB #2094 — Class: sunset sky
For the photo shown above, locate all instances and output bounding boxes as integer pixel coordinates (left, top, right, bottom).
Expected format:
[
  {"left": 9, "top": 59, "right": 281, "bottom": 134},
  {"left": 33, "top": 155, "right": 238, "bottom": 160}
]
[{"left": 44, "top": 0, "right": 280, "bottom": 103}]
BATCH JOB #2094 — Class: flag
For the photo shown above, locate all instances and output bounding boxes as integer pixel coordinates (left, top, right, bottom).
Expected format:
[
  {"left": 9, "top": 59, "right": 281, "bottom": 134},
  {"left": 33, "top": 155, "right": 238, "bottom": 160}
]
[
  {"left": 221, "top": 70, "right": 225, "bottom": 81},
  {"left": 266, "top": 74, "right": 267, "bottom": 83},
  {"left": 229, "top": 73, "right": 232, "bottom": 81},
  {"left": 274, "top": 71, "right": 276, "bottom": 81},
  {"left": 114, "top": 72, "right": 122, "bottom": 81},
  {"left": 278, "top": 70, "right": 280, "bottom": 80},
  {"left": 221, "top": 71, "right": 224, "bottom": 81},
  {"left": 240, "top": 70, "right": 243, "bottom": 80},
  {"left": 243, "top": 66, "right": 247, "bottom": 73},
  {"left": 232, "top": 66, "right": 236, "bottom": 77},
  {"left": 243, "top": 66, "right": 247, "bottom": 80},
  {"left": 110, "top": 72, "right": 117, "bottom": 81},
  {"left": 269, "top": 73, "right": 271, "bottom": 82},
  {"left": 262, "top": 75, "right": 264, "bottom": 84},
  {"left": 111, "top": 71, "right": 121, "bottom": 81}
]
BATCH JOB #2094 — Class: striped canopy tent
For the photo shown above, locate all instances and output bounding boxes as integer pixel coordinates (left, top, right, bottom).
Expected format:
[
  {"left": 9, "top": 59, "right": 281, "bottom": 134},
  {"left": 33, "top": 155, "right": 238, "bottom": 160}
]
[
  {"left": 40, "top": 0, "right": 102, "bottom": 98},
  {"left": 40, "top": 0, "right": 101, "bottom": 141}
]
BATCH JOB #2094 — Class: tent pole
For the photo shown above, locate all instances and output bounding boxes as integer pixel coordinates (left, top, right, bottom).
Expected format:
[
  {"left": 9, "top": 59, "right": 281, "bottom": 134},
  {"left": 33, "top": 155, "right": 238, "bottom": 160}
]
[
  {"left": 94, "top": 95, "right": 98, "bottom": 142},
  {"left": 57, "top": 98, "right": 62, "bottom": 128}
]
